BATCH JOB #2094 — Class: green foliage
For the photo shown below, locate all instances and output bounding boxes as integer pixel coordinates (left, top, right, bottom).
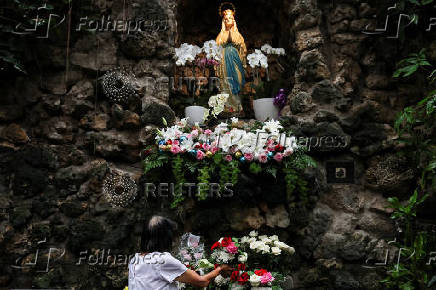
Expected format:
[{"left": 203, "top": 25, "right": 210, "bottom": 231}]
[
  {"left": 143, "top": 148, "right": 315, "bottom": 208},
  {"left": 171, "top": 155, "right": 186, "bottom": 208},
  {"left": 197, "top": 165, "right": 212, "bottom": 200},
  {"left": 387, "top": 190, "right": 429, "bottom": 221},
  {"left": 283, "top": 160, "right": 310, "bottom": 205},
  {"left": 143, "top": 150, "right": 169, "bottom": 175},
  {"left": 393, "top": 49, "right": 431, "bottom": 78},
  {"left": 383, "top": 48, "right": 436, "bottom": 289},
  {"left": 249, "top": 162, "right": 262, "bottom": 174}
]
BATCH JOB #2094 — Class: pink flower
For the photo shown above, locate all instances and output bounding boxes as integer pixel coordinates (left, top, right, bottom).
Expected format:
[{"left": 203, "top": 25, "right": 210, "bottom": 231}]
[
  {"left": 226, "top": 242, "right": 238, "bottom": 254},
  {"left": 211, "top": 147, "right": 219, "bottom": 154},
  {"left": 258, "top": 153, "right": 268, "bottom": 163},
  {"left": 171, "top": 145, "right": 181, "bottom": 154},
  {"left": 284, "top": 148, "right": 293, "bottom": 157},
  {"left": 204, "top": 129, "right": 212, "bottom": 135},
  {"left": 183, "top": 254, "right": 192, "bottom": 261},
  {"left": 274, "top": 153, "right": 283, "bottom": 162},
  {"left": 244, "top": 153, "right": 254, "bottom": 161},
  {"left": 173, "top": 140, "right": 180, "bottom": 146},
  {"left": 260, "top": 272, "right": 275, "bottom": 284},
  {"left": 187, "top": 134, "right": 192, "bottom": 139},
  {"left": 203, "top": 143, "right": 211, "bottom": 151},
  {"left": 197, "top": 150, "right": 205, "bottom": 160},
  {"left": 191, "top": 130, "right": 199, "bottom": 137},
  {"left": 225, "top": 154, "right": 233, "bottom": 162}
]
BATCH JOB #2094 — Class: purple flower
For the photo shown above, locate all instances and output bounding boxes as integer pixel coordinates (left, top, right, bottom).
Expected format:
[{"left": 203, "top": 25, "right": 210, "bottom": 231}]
[{"left": 274, "top": 89, "right": 287, "bottom": 109}]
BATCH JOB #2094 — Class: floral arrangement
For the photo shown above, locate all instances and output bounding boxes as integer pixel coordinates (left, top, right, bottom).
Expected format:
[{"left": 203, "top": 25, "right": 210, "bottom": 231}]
[
  {"left": 247, "top": 49, "right": 269, "bottom": 69},
  {"left": 178, "top": 231, "right": 295, "bottom": 289},
  {"left": 202, "top": 40, "right": 222, "bottom": 62},
  {"left": 142, "top": 119, "right": 316, "bottom": 207},
  {"left": 260, "top": 44, "right": 286, "bottom": 56},
  {"left": 155, "top": 119, "right": 297, "bottom": 164},
  {"left": 177, "top": 233, "right": 205, "bottom": 269},
  {"left": 175, "top": 43, "right": 202, "bottom": 66},
  {"left": 175, "top": 40, "right": 222, "bottom": 67}
]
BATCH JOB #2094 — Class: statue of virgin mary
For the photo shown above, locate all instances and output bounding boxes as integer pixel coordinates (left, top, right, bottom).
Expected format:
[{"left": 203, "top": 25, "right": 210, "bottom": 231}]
[{"left": 216, "top": 3, "right": 247, "bottom": 116}]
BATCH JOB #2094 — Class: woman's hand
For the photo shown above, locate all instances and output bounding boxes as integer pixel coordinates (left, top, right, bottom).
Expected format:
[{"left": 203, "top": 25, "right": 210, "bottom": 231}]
[
  {"left": 219, "top": 264, "right": 233, "bottom": 271},
  {"left": 219, "top": 264, "right": 234, "bottom": 277}
]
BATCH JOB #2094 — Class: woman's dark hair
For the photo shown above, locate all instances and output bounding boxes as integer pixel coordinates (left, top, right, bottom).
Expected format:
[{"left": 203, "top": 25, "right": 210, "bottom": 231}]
[{"left": 140, "top": 215, "right": 178, "bottom": 253}]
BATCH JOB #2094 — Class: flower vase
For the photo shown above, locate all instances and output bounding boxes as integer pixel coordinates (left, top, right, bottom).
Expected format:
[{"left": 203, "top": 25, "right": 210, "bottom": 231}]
[
  {"left": 253, "top": 98, "right": 279, "bottom": 121},
  {"left": 185, "top": 106, "right": 207, "bottom": 125}
]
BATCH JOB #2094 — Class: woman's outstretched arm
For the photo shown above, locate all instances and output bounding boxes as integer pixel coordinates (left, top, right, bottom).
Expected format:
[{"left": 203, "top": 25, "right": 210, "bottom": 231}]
[{"left": 175, "top": 265, "right": 231, "bottom": 288}]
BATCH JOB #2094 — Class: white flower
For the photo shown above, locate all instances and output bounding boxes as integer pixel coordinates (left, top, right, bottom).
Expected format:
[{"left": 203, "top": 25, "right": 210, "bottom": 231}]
[
  {"left": 261, "top": 44, "right": 286, "bottom": 56},
  {"left": 249, "top": 230, "right": 258, "bottom": 237},
  {"left": 260, "top": 243, "right": 270, "bottom": 254},
  {"left": 258, "top": 235, "right": 268, "bottom": 241},
  {"left": 240, "top": 236, "right": 250, "bottom": 244},
  {"left": 231, "top": 117, "right": 239, "bottom": 124},
  {"left": 262, "top": 120, "right": 283, "bottom": 134},
  {"left": 215, "top": 274, "right": 230, "bottom": 286},
  {"left": 247, "top": 50, "right": 268, "bottom": 69},
  {"left": 247, "top": 237, "right": 257, "bottom": 244},
  {"left": 271, "top": 246, "right": 282, "bottom": 255},
  {"left": 261, "top": 44, "right": 273, "bottom": 54},
  {"left": 196, "top": 259, "right": 214, "bottom": 271},
  {"left": 269, "top": 235, "right": 279, "bottom": 241},
  {"left": 203, "top": 109, "right": 210, "bottom": 121},
  {"left": 286, "top": 246, "right": 295, "bottom": 255},
  {"left": 238, "top": 252, "right": 248, "bottom": 263},
  {"left": 174, "top": 43, "right": 202, "bottom": 66},
  {"left": 202, "top": 40, "right": 222, "bottom": 61},
  {"left": 249, "top": 274, "right": 262, "bottom": 287}
]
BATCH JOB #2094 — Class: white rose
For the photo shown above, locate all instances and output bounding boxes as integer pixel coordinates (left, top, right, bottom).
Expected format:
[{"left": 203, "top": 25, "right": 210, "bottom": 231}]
[
  {"left": 240, "top": 236, "right": 250, "bottom": 244},
  {"left": 249, "top": 230, "right": 258, "bottom": 237},
  {"left": 269, "top": 235, "right": 279, "bottom": 241},
  {"left": 286, "top": 246, "right": 295, "bottom": 255},
  {"left": 271, "top": 247, "right": 281, "bottom": 256},
  {"left": 249, "top": 274, "right": 262, "bottom": 287},
  {"left": 248, "top": 237, "right": 257, "bottom": 244},
  {"left": 238, "top": 252, "right": 248, "bottom": 263},
  {"left": 258, "top": 235, "right": 268, "bottom": 241}
]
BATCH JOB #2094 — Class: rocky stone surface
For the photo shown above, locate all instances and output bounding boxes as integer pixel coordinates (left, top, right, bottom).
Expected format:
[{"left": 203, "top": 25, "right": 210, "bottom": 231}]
[{"left": 0, "top": 0, "right": 424, "bottom": 289}]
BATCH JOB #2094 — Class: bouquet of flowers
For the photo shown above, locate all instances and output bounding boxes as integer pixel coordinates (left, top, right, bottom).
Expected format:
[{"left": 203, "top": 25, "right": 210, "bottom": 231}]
[
  {"left": 177, "top": 232, "right": 294, "bottom": 289},
  {"left": 177, "top": 233, "right": 205, "bottom": 269}
]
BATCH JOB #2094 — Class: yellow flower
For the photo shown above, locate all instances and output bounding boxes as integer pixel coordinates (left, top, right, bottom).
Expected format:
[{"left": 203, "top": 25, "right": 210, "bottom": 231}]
[{"left": 123, "top": 287, "right": 128, "bottom": 290}]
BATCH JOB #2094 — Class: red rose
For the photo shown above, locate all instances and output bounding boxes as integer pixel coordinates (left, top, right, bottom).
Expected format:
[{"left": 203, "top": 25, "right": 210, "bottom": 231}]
[
  {"left": 237, "top": 272, "right": 249, "bottom": 285},
  {"left": 255, "top": 269, "right": 268, "bottom": 276},
  {"left": 167, "top": 140, "right": 172, "bottom": 145},
  {"left": 230, "top": 270, "right": 239, "bottom": 281},
  {"left": 221, "top": 237, "right": 232, "bottom": 247},
  {"left": 238, "top": 263, "right": 246, "bottom": 271},
  {"left": 275, "top": 144, "right": 285, "bottom": 152},
  {"left": 211, "top": 242, "right": 221, "bottom": 250}
]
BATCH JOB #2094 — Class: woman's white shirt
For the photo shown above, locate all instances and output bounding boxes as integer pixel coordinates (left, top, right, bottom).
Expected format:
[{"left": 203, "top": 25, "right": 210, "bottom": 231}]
[{"left": 128, "top": 252, "right": 188, "bottom": 290}]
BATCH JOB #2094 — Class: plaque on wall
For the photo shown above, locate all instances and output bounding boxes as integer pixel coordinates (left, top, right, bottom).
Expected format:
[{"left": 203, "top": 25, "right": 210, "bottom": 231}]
[{"left": 326, "top": 161, "right": 355, "bottom": 184}]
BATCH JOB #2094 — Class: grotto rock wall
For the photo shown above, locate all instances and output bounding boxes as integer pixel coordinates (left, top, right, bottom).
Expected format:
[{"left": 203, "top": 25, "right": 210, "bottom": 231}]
[{"left": 0, "top": 0, "right": 429, "bottom": 289}]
